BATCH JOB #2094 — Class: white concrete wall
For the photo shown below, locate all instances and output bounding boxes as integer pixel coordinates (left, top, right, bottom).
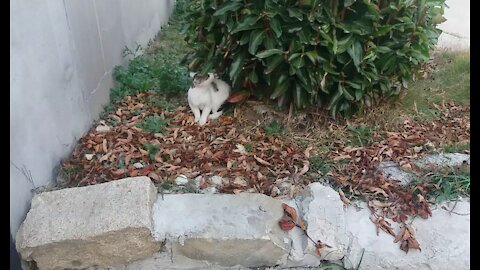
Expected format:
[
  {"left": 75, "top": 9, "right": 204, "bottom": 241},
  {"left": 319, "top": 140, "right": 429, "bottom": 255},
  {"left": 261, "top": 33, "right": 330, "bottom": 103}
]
[
  {"left": 10, "top": 0, "right": 175, "bottom": 238},
  {"left": 437, "top": 0, "right": 470, "bottom": 50}
]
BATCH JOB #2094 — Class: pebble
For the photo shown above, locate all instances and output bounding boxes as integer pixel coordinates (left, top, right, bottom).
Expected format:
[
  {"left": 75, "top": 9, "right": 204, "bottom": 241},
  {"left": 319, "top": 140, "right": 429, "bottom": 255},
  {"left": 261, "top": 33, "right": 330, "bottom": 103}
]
[
  {"left": 133, "top": 162, "right": 144, "bottom": 169},
  {"left": 95, "top": 125, "right": 111, "bottom": 133},
  {"left": 175, "top": 175, "right": 189, "bottom": 186}
]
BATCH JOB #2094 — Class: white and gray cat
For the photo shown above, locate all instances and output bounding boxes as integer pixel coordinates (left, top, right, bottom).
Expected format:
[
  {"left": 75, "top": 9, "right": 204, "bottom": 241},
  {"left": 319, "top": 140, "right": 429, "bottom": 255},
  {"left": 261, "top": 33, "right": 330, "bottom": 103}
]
[{"left": 187, "top": 72, "right": 231, "bottom": 126}]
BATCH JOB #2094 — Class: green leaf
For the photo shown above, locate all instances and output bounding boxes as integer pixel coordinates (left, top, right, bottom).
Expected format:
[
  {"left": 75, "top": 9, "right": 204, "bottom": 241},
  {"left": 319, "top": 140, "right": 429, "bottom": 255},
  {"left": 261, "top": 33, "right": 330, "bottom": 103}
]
[
  {"left": 287, "top": 7, "right": 304, "bottom": 21},
  {"left": 344, "top": 0, "right": 356, "bottom": 7},
  {"left": 322, "top": 64, "right": 340, "bottom": 75},
  {"left": 355, "top": 88, "right": 363, "bottom": 101},
  {"left": 240, "top": 32, "right": 250, "bottom": 45},
  {"left": 256, "top": 49, "right": 284, "bottom": 58},
  {"left": 319, "top": 29, "right": 333, "bottom": 44},
  {"left": 248, "top": 69, "right": 259, "bottom": 84},
  {"left": 229, "top": 52, "right": 245, "bottom": 80},
  {"left": 378, "top": 52, "right": 396, "bottom": 73},
  {"left": 213, "top": 1, "right": 242, "bottom": 16},
  {"left": 265, "top": 55, "right": 284, "bottom": 74},
  {"left": 294, "top": 85, "right": 304, "bottom": 108},
  {"left": 341, "top": 84, "right": 355, "bottom": 101},
  {"left": 337, "top": 34, "right": 354, "bottom": 54},
  {"left": 270, "top": 80, "right": 289, "bottom": 99},
  {"left": 248, "top": 30, "right": 265, "bottom": 55},
  {"left": 327, "top": 83, "right": 343, "bottom": 110},
  {"left": 296, "top": 67, "right": 309, "bottom": 83},
  {"left": 270, "top": 18, "right": 283, "bottom": 38},
  {"left": 200, "top": 61, "right": 214, "bottom": 75},
  {"left": 288, "top": 53, "right": 301, "bottom": 62},
  {"left": 346, "top": 81, "right": 362, "bottom": 89},
  {"left": 372, "top": 25, "right": 392, "bottom": 36},
  {"left": 291, "top": 56, "right": 305, "bottom": 69},
  {"left": 347, "top": 41, "right": 363, "bottom": 69},
  {"left": 231, "top": 15, "right": 262, "bottom": 33},
  {"left": 332, "top": 31, "right": 338, "bottom": 54},
  {"left": 287, "top": 26, "right": 303, "bottom": 33},
  {"left": 376, "top": 46, "right": 392, "bottom": 53},
  {"left": 305, "top": 51, "right": 319, "bottom": 64}
]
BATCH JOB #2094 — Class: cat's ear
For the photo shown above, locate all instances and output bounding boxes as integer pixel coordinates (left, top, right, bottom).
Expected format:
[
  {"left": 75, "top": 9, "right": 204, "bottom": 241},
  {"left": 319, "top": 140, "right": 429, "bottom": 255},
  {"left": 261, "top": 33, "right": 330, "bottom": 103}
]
[{"left": 189, "top": 72, "right": 197, "bottom": 78}]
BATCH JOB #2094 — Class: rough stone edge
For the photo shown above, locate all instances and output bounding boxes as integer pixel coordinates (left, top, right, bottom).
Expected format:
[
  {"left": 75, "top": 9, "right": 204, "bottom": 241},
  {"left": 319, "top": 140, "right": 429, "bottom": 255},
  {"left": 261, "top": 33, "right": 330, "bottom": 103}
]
[{"left": 15, "top": 177, "right": 161, "bottom": 269}]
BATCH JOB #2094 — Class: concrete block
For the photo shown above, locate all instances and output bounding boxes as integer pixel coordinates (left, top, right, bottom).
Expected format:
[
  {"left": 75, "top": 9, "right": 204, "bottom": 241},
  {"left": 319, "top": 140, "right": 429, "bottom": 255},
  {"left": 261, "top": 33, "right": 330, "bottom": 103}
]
[
  {"left": 344, "top": 200, "right": 470, "bottom": 270},
  {"left": 296, "top": 183, "right": 348, "bottom": 261},
  {"left": 15, "top": 176, "right": 160, "bottom": 270},
  {"left": 152, "top": 193, "right": 290, "bottom": 267}
]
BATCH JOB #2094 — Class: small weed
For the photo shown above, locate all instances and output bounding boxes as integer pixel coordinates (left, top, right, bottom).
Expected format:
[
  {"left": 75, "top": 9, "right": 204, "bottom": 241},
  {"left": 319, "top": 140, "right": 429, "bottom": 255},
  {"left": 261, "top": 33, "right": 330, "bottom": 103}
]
[
  {"left": 117, "top": 157, "right": 126, "bottom": 169},
  {"left": 106, "top": 118, "right": 118, "bottom": 126},
  {"left": 441, "top": 142, "right": 470, "bottom": 154},
  {"left": 132, "top": 110, "right": 144, "bottom": 116},
  {"left": 309, "top": 156, "right": 331, "bottom": 175},
  {"left": 101, "top": 104, "right": 117, "bottom": 116},
  {"left": 181, "top": 182, "right": 199, "bottom": 193},
  {"left": 57, "top": 165, "right": 82, "bottom": 186},
  {"left": 110, "top": 51, "right": 190, "bottom": 102},
  {"left": 143, "top": 144, "right": 160, "bottom": 161},
  {"left": 147, "top": 95, "right": 177, "bottom": 111},
  {"left": 425, "top": 166, "right": 470, "bottom": 203},
  {"left": 60, "top": 165, "right": 82, "bottom": 176},
  {"left": 347, "top": 124, "right": 372, "bottom": 147},
  {"left": 159, "top": 181, "right": 174, "bottom": 191},
  {"left": 137, "top": 114, "right": 170, "bottom": 133},
  {"left": 245, "top": 142, "right": 254, "bottom": 152},
  {"left": 265, "top": 120, "right": 284, "bottom": 135}
]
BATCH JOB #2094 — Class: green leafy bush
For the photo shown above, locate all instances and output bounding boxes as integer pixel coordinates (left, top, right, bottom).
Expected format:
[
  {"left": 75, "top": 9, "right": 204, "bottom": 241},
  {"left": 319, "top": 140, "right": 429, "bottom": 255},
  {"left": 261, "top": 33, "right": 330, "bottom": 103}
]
[{"left": 182, "top": 0, "right": 446, "bottom": 117}]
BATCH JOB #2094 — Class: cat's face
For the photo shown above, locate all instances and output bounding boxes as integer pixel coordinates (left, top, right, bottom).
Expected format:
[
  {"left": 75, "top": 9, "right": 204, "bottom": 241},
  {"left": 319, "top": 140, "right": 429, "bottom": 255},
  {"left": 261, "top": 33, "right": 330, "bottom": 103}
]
[{"left": 192, "top": 74, "right": 210, "bottom": 86}]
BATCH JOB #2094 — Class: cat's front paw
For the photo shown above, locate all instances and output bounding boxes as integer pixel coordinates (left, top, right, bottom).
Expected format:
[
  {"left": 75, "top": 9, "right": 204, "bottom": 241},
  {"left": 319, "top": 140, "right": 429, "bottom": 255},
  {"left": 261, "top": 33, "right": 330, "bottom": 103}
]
[{"left": 198, "top": 119, "right": 207, "bottom": 126}]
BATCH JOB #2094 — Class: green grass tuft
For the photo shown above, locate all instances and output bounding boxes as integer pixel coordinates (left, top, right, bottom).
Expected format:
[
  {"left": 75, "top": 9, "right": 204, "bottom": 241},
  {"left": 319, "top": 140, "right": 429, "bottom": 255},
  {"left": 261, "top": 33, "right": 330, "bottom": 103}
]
[{"left": 137, "top": 114, "right": 170, "bottom": 133}]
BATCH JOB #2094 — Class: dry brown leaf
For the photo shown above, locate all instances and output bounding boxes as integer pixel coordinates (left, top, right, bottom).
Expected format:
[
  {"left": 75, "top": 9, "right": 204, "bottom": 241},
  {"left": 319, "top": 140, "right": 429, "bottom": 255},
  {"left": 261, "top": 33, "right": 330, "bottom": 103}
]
[
  {"left": 99, "top": 152, "right": 112, "bottom": 162},
  {"left": 368, "top": 187, "right": 389, "bottom": 197},
  {"left": 278, "top": 216, "right": 296, "bottom": 231},
  {"left": 338, "top": 188, "right": 351, "bottom": 206},
  {"left": 298, "top": 161, "right": 310, "bottom": 176},
  {"left": 371, "top": 200, "right": 390, "bottom": 208},
  {"left": 400, "top": 240, "right": 409, "bottom": 252},
  {"left": 407, "top": 238, "right": 421, "bottom": 251},
  {"left": 333, "top": 154, "right": 351, "bottom": 161},
  {"left": 203, "top": 163, "right": 212, "bottom": 172},
  {"left": 304, "top": 145, "right": 313, "bottom": 158},
  {"left": 212, "top": 151, "right": 224, "bottom": 160},
  {"left": 112, "top": 168, "right": 128, "bottom": 176},
  {"left": 148, "top": 172, "right": 160, "bottom": 182},
  {"left": 282, "top": 203, "right": 298, "bottom": 222},
  {"left": 315, "top": 240, "right": 332, "bottom": 256},
  {"left": 394, "top": 227, "right": 406, "bottom": 243},
  {"left": 254, "top": 155, "right": 273, "bottom": 167},
  {"left": 102, "top": 139, "right": 108, "bottom": 153}
]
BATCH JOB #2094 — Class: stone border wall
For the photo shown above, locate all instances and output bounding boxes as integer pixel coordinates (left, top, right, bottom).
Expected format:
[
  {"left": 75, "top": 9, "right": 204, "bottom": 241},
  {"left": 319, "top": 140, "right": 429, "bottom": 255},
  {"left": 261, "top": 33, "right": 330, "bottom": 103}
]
[{"left": 16, "top": 154, "right": 470, "bottom": 270}]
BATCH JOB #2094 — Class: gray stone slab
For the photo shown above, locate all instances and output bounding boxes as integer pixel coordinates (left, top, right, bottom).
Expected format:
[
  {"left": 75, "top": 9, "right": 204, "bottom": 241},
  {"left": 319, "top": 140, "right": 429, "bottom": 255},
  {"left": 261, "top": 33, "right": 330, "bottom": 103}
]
[
  {"left": 152, "top": 193, "right": 290, "bottom": 267},
  {"left": 16, "top": 176, "right": 160, "bottom": 270}
]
